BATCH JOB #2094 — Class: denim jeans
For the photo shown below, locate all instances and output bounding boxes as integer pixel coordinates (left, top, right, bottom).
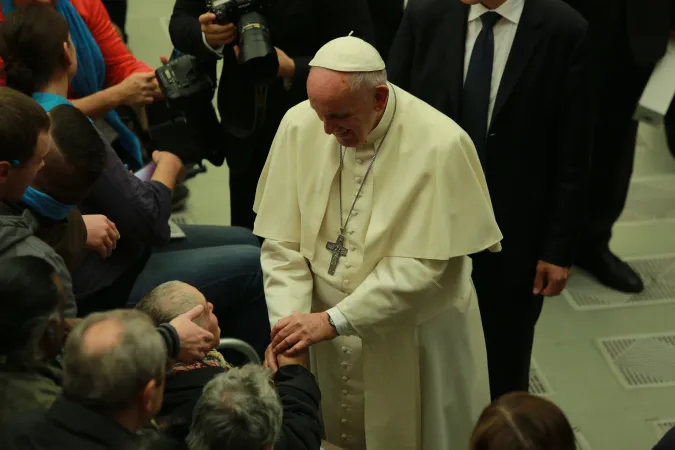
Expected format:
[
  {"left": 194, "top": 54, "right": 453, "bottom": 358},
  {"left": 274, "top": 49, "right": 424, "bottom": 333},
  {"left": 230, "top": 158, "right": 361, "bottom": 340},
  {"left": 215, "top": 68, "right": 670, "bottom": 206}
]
[{"left": 129, "top": 225, "right": 270, "bottom": 364}]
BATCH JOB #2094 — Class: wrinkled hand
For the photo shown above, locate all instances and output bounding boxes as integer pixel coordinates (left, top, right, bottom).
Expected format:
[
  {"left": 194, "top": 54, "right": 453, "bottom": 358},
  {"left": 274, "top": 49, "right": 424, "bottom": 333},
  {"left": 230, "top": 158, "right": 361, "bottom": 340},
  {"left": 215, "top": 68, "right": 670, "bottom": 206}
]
[
  {"left": 265, "top": 344, "right": 311, "bottom": 374},
  {"left": 170, "top": 305, "right": 215, "bottom": 364},
  {"left": 533, "top": 260, "right": 571, "bottom": 296},
  {"left": 83, "top": 215, "right": 119, "bottom": 258},
  {"left": 264, "top": 344, "right": 279, "bottom": 373},
  {"left": 270, "top": 312, "right": 337, "bottom": 356},
  {"left": 200, "top": 13, "right": 237, "bottom": 48},
  {"left": 275, "top": 47, "right": 295, "bottom": 78},
  {"left": 116, "top": 72, "right": 162, "bottom": 107}
]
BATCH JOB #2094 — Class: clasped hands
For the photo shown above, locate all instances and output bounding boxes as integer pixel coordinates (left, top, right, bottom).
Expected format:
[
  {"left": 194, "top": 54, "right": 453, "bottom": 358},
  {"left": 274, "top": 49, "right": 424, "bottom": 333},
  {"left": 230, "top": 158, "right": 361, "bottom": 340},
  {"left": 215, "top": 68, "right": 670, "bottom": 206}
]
[{"left": 265, "top": 312, "right": 337, "bottom": 372}]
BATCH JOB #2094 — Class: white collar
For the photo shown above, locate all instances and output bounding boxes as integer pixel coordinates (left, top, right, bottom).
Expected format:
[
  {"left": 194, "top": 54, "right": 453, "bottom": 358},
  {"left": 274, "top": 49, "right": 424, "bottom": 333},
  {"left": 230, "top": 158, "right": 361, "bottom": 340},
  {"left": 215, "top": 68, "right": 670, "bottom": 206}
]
[
  {"left": 468, "top": 0, "right": 525, "bottom": 25},
  {"left": 364, "top": 83, "right": 396, "bottom": 146}
]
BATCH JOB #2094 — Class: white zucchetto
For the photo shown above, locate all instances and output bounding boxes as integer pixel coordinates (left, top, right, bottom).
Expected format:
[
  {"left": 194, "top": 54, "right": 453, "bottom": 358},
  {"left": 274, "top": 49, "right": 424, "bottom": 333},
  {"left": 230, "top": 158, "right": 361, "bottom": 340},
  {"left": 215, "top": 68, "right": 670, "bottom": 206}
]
[{"left": 309, "top": 35, "right": 386, "bottom": 73}]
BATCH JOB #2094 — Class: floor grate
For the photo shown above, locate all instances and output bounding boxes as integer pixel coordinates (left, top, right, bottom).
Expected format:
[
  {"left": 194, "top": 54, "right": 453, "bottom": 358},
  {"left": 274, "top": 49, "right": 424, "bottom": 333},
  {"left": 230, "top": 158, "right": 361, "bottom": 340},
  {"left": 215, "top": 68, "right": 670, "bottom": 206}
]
[
  {"left": 651, "top": 419, "right": 675, "bottom": 440},
  {"left": 597, "top": 333, "right": 675, "bottom": 389},
  {"left": 619, "top": 176, "right": 675, "bottom": 223},
  {"left": 529, "top": 359, "right": 554, "bottom": 396},
  {"left": 563, "top": 255, "right": 675, "bottom": 311}
]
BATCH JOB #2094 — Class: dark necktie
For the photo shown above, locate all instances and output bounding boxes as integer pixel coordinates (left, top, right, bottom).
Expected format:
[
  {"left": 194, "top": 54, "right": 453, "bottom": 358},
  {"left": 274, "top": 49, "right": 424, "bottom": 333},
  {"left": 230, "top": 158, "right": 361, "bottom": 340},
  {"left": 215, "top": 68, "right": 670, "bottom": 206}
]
[{"left": 461, "top": 12, "right": 501, "bottom": 165}]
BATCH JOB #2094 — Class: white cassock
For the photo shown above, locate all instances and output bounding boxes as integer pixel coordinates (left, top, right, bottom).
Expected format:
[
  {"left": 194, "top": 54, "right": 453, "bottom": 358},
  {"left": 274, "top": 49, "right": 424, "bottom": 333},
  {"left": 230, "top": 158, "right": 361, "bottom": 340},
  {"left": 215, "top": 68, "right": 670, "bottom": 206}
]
[{"left": 253, "top": 83, "right": 503, "bottom": 450}]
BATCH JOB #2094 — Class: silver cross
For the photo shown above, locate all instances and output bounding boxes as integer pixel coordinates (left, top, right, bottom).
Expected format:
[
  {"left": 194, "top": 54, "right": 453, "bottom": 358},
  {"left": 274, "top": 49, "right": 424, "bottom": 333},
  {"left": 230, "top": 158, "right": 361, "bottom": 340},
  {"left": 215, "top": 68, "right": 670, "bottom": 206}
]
[{"left": 326, "top": 234, "right": 348, "bottom": 275}]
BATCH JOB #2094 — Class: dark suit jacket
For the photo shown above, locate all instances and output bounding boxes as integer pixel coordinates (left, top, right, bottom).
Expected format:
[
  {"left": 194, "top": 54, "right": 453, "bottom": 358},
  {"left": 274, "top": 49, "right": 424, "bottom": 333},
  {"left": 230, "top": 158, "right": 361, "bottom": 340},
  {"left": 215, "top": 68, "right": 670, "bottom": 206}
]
[
  {"left": 655, "top": 427, "right": 675, "bottom": 450},
  {"left": 562, "top": 0, "right": 672, "bottom": 66},
  {"left": 169, "top": 0, "right": 375, "bottom": 139},
  {"left": 0, "top": 395, "right": 141, "bottom": 450},
  {"left": 367, "top": 0, "right": 404, "bottom": 61},
  {"left": 388, "top": 0, "right": 592, "bottom": 281}
]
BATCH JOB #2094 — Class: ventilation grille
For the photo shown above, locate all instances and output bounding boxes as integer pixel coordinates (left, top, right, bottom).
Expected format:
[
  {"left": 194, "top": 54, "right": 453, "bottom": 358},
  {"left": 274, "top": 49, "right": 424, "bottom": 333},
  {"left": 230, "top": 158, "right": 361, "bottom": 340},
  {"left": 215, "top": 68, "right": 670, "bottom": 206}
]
[
  {"left": 597, "top": 333, "right": 675, "bottom": 389},
  {"left": 619, "top": 176, "right": 675, "bottom": 223},
  {"left": 563, "top": 256, "right": 675, "bottom": 311},
  {"left": 529, "top": 359, "right": 553, "bottom": 396},
  {"left": 651, "top": 419, "right": 675, "bottom": 440}
]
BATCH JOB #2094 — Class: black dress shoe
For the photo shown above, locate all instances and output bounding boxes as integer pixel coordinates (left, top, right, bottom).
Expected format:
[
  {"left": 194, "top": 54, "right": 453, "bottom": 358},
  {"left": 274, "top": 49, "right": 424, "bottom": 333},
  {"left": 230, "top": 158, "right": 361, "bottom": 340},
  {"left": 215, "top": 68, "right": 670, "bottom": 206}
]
[{"left": 576, "top": 248, "right": 645, "bottom": 293}]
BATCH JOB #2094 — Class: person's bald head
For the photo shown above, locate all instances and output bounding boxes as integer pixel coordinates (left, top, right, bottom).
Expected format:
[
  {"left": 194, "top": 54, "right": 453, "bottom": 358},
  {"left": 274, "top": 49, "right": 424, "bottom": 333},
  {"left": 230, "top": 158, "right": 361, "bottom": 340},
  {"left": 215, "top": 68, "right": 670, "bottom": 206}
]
[
  {"left": 62, "top": 310, "right": 166, "bottom": 418},
  {"left": 137, "top": 281, "right": 220, "bottom": 350}
]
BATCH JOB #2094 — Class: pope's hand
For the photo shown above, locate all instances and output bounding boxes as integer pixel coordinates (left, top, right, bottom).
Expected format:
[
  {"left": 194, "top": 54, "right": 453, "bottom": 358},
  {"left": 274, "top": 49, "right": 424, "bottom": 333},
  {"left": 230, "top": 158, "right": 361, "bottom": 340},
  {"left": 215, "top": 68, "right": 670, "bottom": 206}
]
[
  {"left": 532, "top": 260, "right": 571, "bottom": 296},
  {"left": 271, "top": 312, "right": 337, "bottom": 356}
]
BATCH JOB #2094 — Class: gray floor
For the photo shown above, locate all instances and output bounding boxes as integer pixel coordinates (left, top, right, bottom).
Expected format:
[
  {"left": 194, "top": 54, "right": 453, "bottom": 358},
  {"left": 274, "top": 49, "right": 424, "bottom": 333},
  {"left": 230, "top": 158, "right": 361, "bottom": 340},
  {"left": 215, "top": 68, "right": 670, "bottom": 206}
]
[{"left": 128, "top": 2, "right": 675, "bottom": 449}]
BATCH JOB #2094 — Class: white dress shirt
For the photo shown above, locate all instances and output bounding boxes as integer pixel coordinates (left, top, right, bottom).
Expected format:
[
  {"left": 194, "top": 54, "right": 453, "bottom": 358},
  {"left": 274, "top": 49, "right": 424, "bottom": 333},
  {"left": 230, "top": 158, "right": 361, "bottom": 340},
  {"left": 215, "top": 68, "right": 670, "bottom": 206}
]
[{"left": 463, "top": 0, "right": 524, "bottom": 127}]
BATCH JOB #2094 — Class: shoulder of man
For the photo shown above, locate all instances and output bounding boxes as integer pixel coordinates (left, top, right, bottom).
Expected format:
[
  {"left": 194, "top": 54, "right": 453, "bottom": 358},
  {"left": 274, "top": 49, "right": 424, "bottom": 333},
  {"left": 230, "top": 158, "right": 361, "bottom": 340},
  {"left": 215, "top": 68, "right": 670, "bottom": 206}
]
[{"left": 538, "top": 0, "right": 589, "bottom": 37}]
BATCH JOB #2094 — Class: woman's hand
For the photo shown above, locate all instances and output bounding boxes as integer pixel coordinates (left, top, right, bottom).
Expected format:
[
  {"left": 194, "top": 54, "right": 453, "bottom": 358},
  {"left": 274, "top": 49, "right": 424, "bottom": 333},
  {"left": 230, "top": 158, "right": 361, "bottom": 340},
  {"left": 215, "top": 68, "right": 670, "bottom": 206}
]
[
  {"left": 115, "top": 72, "right": 162, "bottom": 107},
  {"left": 83, "top": 215, "right": 119, "bottom": 258}
]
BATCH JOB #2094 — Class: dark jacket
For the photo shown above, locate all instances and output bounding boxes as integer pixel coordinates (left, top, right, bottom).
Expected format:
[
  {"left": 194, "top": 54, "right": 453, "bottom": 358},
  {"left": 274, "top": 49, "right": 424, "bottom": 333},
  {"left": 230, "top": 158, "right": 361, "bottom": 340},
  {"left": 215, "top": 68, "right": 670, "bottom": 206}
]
[
  {"left": 73, "top": 136, "right": 172, "bottom": 300},
  {"left": 0, "top": 202, "right": 76, "bottom": 316},
  {"left": 169, "top": 0, "right": 375, "bottom": 129},
  {"left": 562, "top": 0, "right": 672, "bottom": 67},
  {"left": 367, "top": 0, "right": 404, "bottom": 61},
  {"left": 157, "top": 364, "right": 323, "bottom": 450},
  {"left": 656, "top": 427, "right": 675, "bottom": 450},
  {"left": 0, "top": 395, "right": 141, "bottom": 450},
  {"left": 33, "top": 208, "right": 87, "bottom": 273},
  {"left": 388, "top": 0, "right": 592, "bottom": 281},
  {"left": 0, "top": 362, "right": 62, "bottom": 426}
]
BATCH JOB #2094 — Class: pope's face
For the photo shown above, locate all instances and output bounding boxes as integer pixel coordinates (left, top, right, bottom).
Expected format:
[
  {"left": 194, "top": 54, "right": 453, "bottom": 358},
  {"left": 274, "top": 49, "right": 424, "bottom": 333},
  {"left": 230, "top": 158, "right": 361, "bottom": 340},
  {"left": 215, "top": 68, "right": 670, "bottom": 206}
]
[{"left": 307, "top": 68, "right": 381, "bottom": 148}]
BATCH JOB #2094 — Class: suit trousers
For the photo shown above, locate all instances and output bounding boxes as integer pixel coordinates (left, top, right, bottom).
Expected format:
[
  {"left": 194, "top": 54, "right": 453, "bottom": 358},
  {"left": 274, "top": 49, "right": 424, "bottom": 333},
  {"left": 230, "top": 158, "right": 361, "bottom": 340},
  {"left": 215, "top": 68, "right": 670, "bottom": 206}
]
[
  {"left": 472, "top": 254, "right": 544, "bottom": 401},
  {"left": 581, "top": 16, "right": 653, "bottom": 250}
]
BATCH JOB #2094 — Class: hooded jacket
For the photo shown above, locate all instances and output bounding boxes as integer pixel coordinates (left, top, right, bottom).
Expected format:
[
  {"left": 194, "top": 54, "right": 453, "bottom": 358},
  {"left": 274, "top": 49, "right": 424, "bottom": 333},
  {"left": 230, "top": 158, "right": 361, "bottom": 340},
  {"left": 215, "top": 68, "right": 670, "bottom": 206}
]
[{"left": 0, "top": 202, "right": 76, "bottom": 317}]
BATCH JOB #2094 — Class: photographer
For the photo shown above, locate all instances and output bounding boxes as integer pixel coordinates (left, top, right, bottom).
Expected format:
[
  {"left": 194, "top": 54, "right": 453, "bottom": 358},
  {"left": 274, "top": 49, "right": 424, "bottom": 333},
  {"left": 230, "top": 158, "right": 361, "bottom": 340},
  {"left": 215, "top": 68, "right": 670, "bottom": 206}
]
[{"left": 169, "top": 0, "right": 375, "bottom": 230}]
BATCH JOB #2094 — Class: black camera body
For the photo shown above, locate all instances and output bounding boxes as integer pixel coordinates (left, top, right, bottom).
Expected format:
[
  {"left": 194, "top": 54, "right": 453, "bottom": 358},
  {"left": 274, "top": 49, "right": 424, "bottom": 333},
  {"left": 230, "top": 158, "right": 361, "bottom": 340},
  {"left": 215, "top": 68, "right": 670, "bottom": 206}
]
[
  {"left": 156, "top": 54, "right": 214, "bottom": 108},
  {"left": 150, "top": 54, "right": 226, "bottom": 168},
  {"left": 206, "top": 0, "right": 279, "bottom": 85}
]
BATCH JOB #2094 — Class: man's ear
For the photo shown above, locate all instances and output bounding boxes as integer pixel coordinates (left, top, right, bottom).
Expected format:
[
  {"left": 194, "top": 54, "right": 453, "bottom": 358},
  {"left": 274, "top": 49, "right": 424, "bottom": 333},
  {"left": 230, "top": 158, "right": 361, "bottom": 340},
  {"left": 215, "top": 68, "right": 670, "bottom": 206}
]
[
  {"left": 0, "top": 161, "right": 10, "bottom": 184},
  {"left": 374, "top": 85, "right": 389, "bottom": 113},
  {"left": 63, "top": 41, "right": 75, "bottom": 69},
  {"left": 142, "top": 378, "right": 159, "bottom": 413}
]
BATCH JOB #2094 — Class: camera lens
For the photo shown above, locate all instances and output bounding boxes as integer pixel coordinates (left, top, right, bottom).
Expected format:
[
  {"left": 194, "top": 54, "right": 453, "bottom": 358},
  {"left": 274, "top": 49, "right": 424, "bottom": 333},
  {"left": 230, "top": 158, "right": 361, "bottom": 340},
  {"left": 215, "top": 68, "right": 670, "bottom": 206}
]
[{"left": 237, "top": 11, "right": 279, "bottom": 85}]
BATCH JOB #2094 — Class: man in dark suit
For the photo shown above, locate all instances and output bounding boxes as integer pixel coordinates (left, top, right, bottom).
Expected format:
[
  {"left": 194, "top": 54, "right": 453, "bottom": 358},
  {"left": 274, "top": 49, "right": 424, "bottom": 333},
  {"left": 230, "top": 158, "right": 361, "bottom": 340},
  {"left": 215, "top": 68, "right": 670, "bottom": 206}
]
[
  {"left": 562, "top": 0, "right": 674, "bottom": 294},
  {"left": 388, "top": 0, "right": 592, "bottom": 400},
  {"left": 169, "top": 0, "right": 374, "bottom": 230}
]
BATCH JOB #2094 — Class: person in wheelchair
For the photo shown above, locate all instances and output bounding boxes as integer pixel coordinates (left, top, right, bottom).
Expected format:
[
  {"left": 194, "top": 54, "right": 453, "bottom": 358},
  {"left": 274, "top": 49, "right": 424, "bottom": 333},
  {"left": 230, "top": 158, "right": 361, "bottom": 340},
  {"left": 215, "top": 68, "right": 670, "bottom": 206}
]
[{"left": 137, "top": 280, "right": 322, "bottom": 450}]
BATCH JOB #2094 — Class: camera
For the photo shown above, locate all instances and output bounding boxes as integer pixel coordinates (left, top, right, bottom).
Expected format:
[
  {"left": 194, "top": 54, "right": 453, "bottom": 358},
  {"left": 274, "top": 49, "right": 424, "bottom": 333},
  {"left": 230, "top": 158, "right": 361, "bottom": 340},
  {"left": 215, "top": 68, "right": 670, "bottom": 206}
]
[
  {"left": 207, "top": 0, "right": 279, "bottom": 85},
  {"left": 149, "top": 54, "right": 226, "bottom": 168}
]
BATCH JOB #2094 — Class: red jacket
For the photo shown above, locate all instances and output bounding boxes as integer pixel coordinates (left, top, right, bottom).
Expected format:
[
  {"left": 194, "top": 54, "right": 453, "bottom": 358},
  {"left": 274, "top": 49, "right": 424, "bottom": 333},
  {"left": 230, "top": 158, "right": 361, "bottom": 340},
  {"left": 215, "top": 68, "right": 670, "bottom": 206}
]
[{"left": 0, "top": 0, "right": 152, "bottom": 93}]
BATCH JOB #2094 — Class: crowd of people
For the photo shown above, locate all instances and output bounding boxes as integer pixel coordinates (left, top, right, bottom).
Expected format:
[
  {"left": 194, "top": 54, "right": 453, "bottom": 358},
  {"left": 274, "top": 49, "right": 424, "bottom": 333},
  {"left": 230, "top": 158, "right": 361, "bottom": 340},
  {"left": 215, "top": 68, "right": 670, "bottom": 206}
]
[{"left": 0, "top": 0, "right": 673, "bottom": 450}]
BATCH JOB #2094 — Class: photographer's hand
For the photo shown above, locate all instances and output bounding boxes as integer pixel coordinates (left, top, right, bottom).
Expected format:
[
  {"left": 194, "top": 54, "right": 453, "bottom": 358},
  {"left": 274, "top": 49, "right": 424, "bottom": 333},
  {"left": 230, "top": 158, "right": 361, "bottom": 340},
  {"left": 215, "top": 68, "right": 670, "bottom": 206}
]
[
  {"left": 275, "top": 47, "right": 296, "bottom": 78},
  {"left": 200, "top": 13, "right": 237, "bottom": 48}
]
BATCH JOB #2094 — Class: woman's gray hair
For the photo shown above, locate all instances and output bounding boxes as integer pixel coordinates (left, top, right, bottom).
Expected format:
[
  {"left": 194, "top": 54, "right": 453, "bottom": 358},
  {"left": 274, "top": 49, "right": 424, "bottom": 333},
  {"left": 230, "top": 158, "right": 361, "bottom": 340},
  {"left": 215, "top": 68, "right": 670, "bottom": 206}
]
[
  {"left": 349, "top": 69, "right": 388, "bottom": 93},
  {"left": 186, "top": 365, "right": 283, "bottom": 450},
  {"left": 136, "top": 281, "right": 205, "bottom": 328},
  {"left": 62, "top": 309, "right": 167, "bottom": 412}
]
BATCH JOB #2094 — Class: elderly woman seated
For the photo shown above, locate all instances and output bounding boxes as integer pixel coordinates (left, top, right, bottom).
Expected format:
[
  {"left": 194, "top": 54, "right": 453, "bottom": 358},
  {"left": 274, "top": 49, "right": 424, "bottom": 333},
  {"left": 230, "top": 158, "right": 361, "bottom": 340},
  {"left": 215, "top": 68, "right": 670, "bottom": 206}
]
[{"left": 137, "top": 281, "right": 323, "bottom": 450}]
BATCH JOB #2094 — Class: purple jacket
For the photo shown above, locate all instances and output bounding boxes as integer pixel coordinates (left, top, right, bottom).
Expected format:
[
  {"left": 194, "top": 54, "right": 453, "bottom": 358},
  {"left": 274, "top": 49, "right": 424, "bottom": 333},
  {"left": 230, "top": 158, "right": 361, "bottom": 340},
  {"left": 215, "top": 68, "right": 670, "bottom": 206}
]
[{"left": 73, "top": 138, "right": 172, "bottom": 297}]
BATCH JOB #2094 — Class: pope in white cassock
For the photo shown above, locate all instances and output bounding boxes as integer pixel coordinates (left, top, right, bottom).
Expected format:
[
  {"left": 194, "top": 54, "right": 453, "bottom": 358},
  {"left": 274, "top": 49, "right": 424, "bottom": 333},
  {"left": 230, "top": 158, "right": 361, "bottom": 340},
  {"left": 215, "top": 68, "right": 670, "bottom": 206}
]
[{"left": 253, "top": 36, "right": 503, "bottom": 450}]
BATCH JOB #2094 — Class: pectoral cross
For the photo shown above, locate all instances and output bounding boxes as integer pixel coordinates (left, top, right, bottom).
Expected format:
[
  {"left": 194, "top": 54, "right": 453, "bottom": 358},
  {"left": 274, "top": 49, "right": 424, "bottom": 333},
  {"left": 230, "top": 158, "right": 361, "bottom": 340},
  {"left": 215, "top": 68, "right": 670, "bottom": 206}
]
[{"left": 326, "top": 233, "right": 348, "bottom": 276}]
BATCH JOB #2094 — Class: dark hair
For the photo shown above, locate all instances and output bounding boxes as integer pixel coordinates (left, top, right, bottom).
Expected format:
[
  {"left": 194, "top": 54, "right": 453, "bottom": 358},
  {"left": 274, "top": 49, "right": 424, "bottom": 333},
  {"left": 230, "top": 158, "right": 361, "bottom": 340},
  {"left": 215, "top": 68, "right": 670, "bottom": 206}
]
[
  {"left": 0, "top": 87, "right": 51, "bottom": 165},
  {"left": 0, "top": 3, "right": 70, "bottom": 95},
  {"left": 36, "top": 104, "right": 108, "bottom": 203},
  {"left": 0, "top": 256, "right": 60, "bottom": 363},
  {"left": 470, "top": 392, "right": 576, "bottom": 450}
]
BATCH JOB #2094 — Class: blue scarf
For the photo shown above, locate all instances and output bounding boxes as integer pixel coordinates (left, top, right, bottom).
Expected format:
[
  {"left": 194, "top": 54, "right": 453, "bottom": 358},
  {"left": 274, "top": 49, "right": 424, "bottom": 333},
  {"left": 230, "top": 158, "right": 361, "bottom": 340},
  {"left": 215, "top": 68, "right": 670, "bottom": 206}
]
[
  {"left": 1, "top": 0, "right": 143, "bottom": 168},
  {"left": 32, "top": 91, "right": 75, "bottom": 112},
  {"left": 22, "top": 187, "right": 76, "bottom": 221}
]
